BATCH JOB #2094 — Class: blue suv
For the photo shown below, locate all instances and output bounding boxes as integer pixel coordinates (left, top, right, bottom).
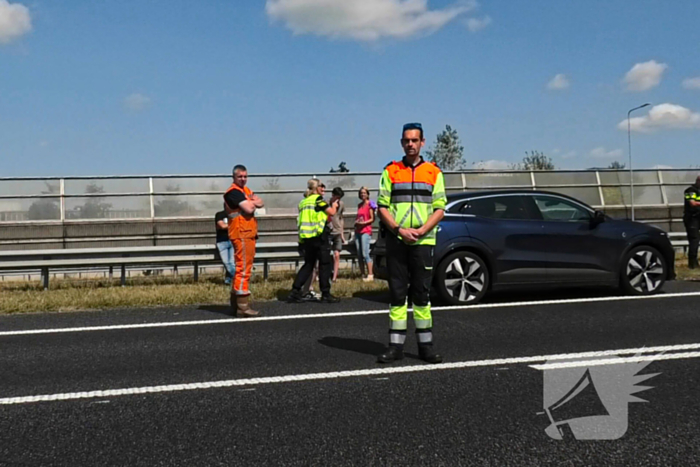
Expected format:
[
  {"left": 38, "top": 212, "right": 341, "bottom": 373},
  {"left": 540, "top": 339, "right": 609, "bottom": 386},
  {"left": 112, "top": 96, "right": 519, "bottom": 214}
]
[{"left": 373, "top": 190, "right": 675, "bottom": 305}]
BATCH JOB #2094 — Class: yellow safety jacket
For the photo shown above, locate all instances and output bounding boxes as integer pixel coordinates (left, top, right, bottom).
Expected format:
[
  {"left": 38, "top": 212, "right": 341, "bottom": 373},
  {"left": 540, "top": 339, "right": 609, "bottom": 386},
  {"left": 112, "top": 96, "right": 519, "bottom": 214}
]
[
  {"left": 298, "top": 194, "right": 328, "bottom": 240},
  {"left": 377, "top": 157, "right": 447, "bottom": 245}
]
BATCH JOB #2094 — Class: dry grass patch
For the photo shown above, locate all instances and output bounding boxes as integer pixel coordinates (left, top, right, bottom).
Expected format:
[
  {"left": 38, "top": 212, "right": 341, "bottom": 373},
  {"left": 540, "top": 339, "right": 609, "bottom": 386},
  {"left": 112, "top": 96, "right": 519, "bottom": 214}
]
[{"left": 0, "top": 273, "right": 388, "bottom": 315}]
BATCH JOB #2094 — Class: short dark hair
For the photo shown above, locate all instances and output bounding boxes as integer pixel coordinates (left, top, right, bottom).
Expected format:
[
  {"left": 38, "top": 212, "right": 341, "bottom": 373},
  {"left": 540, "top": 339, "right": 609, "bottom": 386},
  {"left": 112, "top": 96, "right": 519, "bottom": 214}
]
[
  {"left": 332, "top": 187, "right": 344, "bottom": 198},
  {"left": 402, "top": 122, "right": 424, "bottom": 140},
  {"left": 233, "top": 164, "right": 247, "bottom": 175}
]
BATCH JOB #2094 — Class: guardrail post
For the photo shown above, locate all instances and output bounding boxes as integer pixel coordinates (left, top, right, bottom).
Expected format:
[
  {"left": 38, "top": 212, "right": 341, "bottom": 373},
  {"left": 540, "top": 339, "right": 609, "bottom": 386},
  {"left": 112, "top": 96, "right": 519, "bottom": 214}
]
[
  {"left": 42, "top": 267, "right": 49, "bottom": 290},
  {"left": 149, "top": 177, "right": 155, "bottom": 220},
  {"left": 59, "top": 179, "right": 65, "bottom": 223},
  {"left": 121, "top": 264, "right": 126, "bottom": 287},
  {"left": 264, "top": 259, "right": 269, "bottom": 281},
  {"left": 194, "top": 262, "right": 199, "bottom": 282}
]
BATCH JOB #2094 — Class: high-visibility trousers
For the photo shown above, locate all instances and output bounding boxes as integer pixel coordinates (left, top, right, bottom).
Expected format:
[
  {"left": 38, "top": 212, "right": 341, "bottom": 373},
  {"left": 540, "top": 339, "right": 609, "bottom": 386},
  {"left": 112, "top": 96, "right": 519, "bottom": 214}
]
[
  {"left": 232, "top": 238, "right": 256, "bottom": 296},
  {"left": 386, "top": 233, "right": 434, "bottom": 347}
]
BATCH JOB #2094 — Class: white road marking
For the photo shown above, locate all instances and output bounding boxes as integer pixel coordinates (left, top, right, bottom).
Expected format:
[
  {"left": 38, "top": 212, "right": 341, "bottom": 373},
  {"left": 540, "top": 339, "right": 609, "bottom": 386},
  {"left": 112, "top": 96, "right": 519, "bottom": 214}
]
[
  {"left": 2, "top": 291, "right": 700, "bottom": 337},
  {"left": 2, "top": 343, "right": 700, "bottom": 406},
  {"left": 530, "top": 351, "right": 700, "bottom": 370}
]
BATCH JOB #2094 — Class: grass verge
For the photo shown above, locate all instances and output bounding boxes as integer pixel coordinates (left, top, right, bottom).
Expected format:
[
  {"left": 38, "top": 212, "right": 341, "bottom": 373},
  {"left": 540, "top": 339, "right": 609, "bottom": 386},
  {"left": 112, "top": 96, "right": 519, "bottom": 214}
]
[
  {"left": 0, "top": 272, "right": 388, "bottom": 315},
  {"left": 2, "top": 255, "right": 698, "bottom": 315}
]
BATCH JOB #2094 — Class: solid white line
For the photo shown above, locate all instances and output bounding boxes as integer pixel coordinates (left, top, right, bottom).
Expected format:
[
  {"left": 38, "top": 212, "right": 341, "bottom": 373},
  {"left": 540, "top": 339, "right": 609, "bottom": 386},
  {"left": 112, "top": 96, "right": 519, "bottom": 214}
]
[
  {"left": 2, "top": 291, "right": 700, "bottom": 337},
  {"left": 530, "top": 352, "right": 700, "bottom": 370},
  {"left": 2, "top": 343, "right": 700, "bottom": 406}
]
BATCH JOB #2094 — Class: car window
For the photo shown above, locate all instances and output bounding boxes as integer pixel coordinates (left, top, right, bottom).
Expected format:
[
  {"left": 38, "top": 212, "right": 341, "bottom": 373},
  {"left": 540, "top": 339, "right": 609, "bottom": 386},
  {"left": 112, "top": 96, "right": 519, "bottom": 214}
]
[
  {"left": 533, "top": 196, "right": 591, "bottom": 222},
  {"left": 461, "top": 196, "right": 537, "bottom": 220}
]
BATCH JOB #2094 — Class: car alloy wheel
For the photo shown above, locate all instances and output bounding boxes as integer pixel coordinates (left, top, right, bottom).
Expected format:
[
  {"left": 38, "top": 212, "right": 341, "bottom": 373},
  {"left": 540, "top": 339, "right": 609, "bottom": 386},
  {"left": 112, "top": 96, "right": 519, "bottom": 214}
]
[
  {"left": 443, "top": 253, "right": 487, "bottom": 303},
  {"left": 625, "top": 247, "right": 666, "bottom": 294}
]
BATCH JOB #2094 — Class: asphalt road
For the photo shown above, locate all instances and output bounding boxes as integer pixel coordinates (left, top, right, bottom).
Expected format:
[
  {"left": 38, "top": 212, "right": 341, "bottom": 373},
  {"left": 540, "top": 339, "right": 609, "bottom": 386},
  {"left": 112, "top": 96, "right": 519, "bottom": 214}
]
[{"left": 1, "top": 282, "right": 700, "bottom": 466}]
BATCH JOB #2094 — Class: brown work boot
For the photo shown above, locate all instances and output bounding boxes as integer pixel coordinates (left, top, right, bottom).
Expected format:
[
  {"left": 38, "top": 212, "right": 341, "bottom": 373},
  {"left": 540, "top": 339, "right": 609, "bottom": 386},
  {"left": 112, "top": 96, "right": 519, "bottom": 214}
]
[{"left": 236, "top": 295, "right": 260, "bottom": 318}]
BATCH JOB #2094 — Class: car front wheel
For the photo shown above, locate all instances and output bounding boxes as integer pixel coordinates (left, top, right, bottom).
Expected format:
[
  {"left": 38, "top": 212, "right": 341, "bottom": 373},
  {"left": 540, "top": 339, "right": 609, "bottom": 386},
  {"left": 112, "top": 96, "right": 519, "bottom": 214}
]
[
  {"left": 620, "top": 245, "right": 667, "bottom": 295},
  {"left": 435, "top": 251, "right": 489, "bottom": 305}
]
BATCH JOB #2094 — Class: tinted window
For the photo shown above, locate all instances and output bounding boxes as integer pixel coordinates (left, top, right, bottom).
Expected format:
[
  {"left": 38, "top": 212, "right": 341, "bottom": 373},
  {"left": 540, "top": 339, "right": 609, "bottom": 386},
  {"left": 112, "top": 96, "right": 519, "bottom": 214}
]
[
  {"left": 461, "top": 196, "right": 535, "bottom": 220},
  {"left": 533, "top": 196, "right": 591, "bottom": 222}
]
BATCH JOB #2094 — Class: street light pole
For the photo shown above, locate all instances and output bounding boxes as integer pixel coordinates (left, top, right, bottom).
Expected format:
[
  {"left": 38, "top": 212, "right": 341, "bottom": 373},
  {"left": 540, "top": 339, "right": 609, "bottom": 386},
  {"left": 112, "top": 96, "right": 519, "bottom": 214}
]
[{"left": 628, "top": 103, "right": 651, "bottom": 221}]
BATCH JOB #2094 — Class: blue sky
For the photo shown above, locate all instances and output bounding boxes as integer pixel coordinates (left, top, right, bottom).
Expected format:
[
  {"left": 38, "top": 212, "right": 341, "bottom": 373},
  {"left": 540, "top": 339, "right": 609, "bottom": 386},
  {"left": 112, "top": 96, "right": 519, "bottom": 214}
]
[{"left": 1, "top": 0, "right": 699, "bottom": 177}]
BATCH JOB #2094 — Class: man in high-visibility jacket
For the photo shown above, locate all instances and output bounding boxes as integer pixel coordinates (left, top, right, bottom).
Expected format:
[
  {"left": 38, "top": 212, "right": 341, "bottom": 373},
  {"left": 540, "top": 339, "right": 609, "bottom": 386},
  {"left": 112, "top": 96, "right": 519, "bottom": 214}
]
[
  {"left": 376, "top": 122, "right": 447, "bottom": 364},
  {"left": 224, "top": 164, "right": 265, "bottom": 317},
  {"left": 287, "top": 179, "right": 341, "bottom": 304},
  {"left": 684, "top": 175, "right": 700, "bottom": 268}
]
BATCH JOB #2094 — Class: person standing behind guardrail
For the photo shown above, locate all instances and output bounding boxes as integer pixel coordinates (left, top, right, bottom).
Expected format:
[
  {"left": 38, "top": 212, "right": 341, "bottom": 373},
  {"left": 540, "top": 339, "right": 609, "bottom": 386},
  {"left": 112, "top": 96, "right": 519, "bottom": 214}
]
[
  {"left": 329, "top": 187, "right": 346, "bottom": 282},
  {"left": 215, "top": 206, "right": 235, "bottom": 285},
  {"left": 287, "top": 179, "right": 341, "bottom": 304},
  {"left": 224, "top": 164, "right": 265, "bottom": 317},
  {"left": 683, "top": 175, "right": 700, "bottom": 269},
  {"left": 354, "top": 186, "right": 375, "bottom": 282}
]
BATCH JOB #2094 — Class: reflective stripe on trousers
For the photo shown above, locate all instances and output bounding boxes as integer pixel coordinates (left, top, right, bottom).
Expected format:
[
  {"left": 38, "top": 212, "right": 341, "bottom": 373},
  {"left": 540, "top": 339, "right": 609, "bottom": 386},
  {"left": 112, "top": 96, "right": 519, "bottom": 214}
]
[{"left": 232, "top": 238, "right": 255, "bottom": 296}]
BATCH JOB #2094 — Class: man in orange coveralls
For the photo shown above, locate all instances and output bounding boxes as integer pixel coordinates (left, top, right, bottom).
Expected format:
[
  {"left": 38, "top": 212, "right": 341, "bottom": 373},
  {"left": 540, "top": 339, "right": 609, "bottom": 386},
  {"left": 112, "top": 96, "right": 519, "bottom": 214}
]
[{"left": 224, "top": 164, "right": 265, "bottom": 317}]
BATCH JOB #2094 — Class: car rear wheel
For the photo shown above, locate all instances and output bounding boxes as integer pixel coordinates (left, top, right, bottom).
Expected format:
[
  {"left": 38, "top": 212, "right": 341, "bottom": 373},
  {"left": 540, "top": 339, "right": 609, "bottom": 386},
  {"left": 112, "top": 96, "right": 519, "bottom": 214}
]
[
  {"left": 620, "top": 245, "right": 666, "bottom": 295},
  {"left": 435, "top": 251, "right": 489, "bottom": 305}
]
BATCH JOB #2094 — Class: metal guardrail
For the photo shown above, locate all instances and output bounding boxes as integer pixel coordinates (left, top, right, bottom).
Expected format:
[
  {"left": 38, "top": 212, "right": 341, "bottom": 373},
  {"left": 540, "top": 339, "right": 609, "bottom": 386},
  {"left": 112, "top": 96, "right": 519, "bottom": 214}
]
[
  {"left": 1, "top": 233, "right": 688, "bottom": 291},
  {"left": 2, "top": 168, "right": 699, "bottom": 223},
  {"left": 0, "top": 242, "right": 364, "bottom": 290}
]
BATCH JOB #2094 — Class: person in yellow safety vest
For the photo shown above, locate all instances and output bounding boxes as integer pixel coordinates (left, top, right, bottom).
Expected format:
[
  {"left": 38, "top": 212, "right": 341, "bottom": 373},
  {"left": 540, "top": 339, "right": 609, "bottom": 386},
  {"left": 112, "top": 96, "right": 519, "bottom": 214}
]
[
  {"left": 287, "top": 179, "right": 342, "bottom": 304},
  {"left": 684, "top": 175, "right": 700, "bottom": 268},
  {"left": 376, "top": 122, "right": 447, "bottom": 364}
]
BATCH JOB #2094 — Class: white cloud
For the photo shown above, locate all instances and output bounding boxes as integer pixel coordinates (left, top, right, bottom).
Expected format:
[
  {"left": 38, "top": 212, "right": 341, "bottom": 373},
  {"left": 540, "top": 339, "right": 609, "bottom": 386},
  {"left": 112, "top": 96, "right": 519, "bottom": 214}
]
[
  {"left": 0, "top": 0, "right": 31, "bottom": 44},
  {"left": 547, "top": 73, "right": 570, "bottom": 90},
  {"left": 589, "top": 147, "right": 623, "bottom": 159},
  {"left": 682, "top": 77, "right": 700, "bottom": 90},
  {"left": 124, "top": 93, "right": 151, "bottom": 111},
  {"left": 472, "top": 159, "right": 512, "bottom": 170},
  {"left": 622, "top": 60, "right": 667, "bottom": 92},
  {"left": 560, "top": 150, "right": 577, "bottom": 159},
  {"left": 265, "top": 0, "right": 476, "bottom": 41},
  {"left": 651, "top": 164, "right": 673, "bottom": 169},
  {"left": 465, "top": 15, "right": 491, "bottom": 33},
  {"left": 618, "top": 103, "right": 700, "bottom": 133}
]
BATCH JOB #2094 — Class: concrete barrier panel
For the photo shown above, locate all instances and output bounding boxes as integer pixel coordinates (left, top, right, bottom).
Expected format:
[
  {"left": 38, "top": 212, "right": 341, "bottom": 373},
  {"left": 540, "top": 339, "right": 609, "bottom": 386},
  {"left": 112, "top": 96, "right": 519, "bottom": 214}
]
[
  {"left": 65, "top": 221, "right": 153, "bottom": 238},
  {"left": 0, "top": 223, "right": 64, "bottom": 240}
]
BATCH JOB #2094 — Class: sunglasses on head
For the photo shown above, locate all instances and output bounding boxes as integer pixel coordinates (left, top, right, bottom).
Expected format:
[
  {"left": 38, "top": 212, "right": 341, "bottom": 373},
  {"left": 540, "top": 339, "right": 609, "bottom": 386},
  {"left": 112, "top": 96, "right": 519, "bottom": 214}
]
[{"left": 402, "top": 122, "right": 422, "bottom": 132}]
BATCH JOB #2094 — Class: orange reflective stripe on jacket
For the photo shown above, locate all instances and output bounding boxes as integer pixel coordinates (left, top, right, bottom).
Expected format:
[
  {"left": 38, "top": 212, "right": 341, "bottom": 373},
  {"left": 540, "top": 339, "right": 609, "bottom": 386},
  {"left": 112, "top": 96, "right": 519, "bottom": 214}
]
[{"left": 224, "top": 183, "right": 258, "bottom": 239}]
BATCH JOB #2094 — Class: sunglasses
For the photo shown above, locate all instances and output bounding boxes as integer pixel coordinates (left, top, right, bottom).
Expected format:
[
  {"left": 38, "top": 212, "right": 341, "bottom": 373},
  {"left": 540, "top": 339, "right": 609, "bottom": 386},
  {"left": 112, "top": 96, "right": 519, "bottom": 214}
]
[{"left": 402, "top": 122, "right": 422, "bottom": 132}]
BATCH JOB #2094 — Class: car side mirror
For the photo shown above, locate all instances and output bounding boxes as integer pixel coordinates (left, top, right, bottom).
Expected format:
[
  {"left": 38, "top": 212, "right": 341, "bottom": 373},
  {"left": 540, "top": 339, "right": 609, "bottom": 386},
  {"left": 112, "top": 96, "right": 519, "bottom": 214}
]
[{"left": 591, "top": 210, "right": 605, "bottom": 228}]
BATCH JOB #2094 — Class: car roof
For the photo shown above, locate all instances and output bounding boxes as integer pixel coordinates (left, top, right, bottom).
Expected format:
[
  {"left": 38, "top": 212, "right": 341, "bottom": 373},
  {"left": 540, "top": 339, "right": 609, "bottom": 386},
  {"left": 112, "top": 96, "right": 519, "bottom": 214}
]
[{"left": 446, "top": 189, "right": 595, "bottom": 210}]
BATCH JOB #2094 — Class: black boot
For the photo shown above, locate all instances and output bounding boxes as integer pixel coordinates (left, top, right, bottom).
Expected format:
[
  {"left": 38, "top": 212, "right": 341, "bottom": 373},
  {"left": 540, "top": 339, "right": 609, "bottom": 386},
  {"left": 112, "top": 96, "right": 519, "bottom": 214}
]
[
  {"left": 377, "top": 345, "right": 404, "bottom": 363},
  {"left": 320, "top": 293, "right": 340, "bottom": 303},
  {"left": 286, "top": 290, "right": 305, "bottom": 303},
  {"left": 418, "top": 344, "right": 443, "bottom": 364}
]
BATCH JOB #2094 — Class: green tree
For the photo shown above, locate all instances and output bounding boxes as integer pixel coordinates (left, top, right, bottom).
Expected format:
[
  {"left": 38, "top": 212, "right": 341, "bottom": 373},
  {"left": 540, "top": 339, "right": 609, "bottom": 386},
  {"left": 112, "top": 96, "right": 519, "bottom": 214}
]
[
  {"left": 424, "top": 125, "right": 466, "bottom": 170},
  {"left": 154, "top": 184, "right": 193, "bottom": 217},
  {"left": 260, "top": 177, "right": 296, "bottom": 210},
  {"left": 79, "top": 183, "right": 112, "bottom": 219},
  {"left": 200, "top": 181, "right": 227, "bottom": 211},
  {"left": 520, "top": 151, "right": 555, "bottom": 171},
  {"left": 27, "top": 182, "right": 60, "bottom": 220},
  {"left": 608, "top": 161, "right": 626, "bottom": 169}
]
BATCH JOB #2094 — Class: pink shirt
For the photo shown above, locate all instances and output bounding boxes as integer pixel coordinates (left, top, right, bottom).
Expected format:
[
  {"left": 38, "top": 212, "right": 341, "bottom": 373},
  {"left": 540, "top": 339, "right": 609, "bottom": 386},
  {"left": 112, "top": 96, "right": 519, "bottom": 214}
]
[{"left": 355, "top": 202, "right": 373, "bottom": 235}]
